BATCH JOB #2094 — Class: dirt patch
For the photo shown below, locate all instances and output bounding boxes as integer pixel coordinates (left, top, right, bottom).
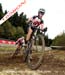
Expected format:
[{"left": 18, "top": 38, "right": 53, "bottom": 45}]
[{"left": 0, "top": 50, "right": 65, "bottom": 75}]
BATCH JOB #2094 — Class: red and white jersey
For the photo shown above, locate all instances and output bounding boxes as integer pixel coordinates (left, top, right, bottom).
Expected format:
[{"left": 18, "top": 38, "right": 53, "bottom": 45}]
[{"left": 31, "top": 16, "right": 44, "bottom": 29}]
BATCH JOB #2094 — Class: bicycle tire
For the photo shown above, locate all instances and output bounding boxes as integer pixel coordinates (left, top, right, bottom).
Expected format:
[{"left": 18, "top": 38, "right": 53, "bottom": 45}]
[{"left": 27, "top": 34, "right": 45, "bottom": 70}]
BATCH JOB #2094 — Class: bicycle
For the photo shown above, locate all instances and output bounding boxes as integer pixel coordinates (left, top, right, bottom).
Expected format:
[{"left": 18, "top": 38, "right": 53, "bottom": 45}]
[{"left": 12, "top": 27, "right": 47, "bottom": 70}]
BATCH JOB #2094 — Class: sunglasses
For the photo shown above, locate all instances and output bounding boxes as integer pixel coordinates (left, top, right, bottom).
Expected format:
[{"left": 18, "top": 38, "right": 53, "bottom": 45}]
[{"left": 40, "top": 12, "right": 44, "bottom": 15}]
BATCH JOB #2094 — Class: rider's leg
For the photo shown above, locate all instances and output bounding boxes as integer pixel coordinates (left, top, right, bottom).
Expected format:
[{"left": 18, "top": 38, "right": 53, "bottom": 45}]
[
  {"left": 12, "top": 43, "right": 21, "bottom": 58},
  {"left": 17, "top": 43, "right": 21, "bottom": 49},
  {"left": 25, "top": 27, "right": 33, "bottom": 43}
]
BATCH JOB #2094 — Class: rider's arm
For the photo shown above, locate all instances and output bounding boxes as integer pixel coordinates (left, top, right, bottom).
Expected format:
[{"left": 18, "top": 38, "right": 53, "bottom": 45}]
[
  {"left": 26, "top": 17, "right": 33, "bottom": 23},
  {"left": 39, "top": 20, "right": 44, "bottom": 30},
  {"left": 26, "top": 16, "right": 37, "bottom": 23},
  {"left": 39, "top": 23, "right": 44, "bottom": 30}
]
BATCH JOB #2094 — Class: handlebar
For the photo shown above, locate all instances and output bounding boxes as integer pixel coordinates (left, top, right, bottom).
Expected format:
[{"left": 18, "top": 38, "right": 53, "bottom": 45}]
[
  {"left": 36, "top": 27, "right": 47, "bottom": 33},
  {"left": 42, "top": 27, "right": 47, "bottom": 32}
]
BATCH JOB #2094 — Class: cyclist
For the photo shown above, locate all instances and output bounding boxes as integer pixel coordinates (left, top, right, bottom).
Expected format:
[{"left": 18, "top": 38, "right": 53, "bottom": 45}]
[{"left": 16, "top": 8, "right": 45, "bottom": 47}]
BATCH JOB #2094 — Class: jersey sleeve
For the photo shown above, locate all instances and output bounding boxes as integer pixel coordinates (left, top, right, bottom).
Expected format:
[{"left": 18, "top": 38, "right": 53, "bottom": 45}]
[
  {"left": 39, "top": 20, "right": 44, "bottom": 30},
  {"left": 32, "top": 16, "right": 37, "bottom": 19},
  {"left": 40, "top": 20, "right": 44, "bottom": 24},
  {"left": 40, "top": 24, "right": 44, "bottom": 30}
]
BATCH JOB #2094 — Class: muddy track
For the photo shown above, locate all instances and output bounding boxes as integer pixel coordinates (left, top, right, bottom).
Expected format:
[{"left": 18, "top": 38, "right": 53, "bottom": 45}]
[{"left": 0, "top": 50, "right": 65, "bottom": 75}]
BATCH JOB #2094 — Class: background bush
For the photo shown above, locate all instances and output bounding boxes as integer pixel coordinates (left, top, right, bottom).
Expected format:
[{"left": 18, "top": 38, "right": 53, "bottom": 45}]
[{"left": 52, "top": 32, "right": 65, "bottom": 46}]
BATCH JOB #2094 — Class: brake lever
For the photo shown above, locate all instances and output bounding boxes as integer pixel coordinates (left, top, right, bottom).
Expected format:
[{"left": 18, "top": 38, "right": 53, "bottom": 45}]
[{"left": 42, "top": 27, "right": 47, "bottom": 32}]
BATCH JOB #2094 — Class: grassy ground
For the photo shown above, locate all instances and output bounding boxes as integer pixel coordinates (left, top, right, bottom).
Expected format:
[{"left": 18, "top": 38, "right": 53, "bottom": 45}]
[{"left": 0, "top": 45, "right": 16, "bottom": 51}]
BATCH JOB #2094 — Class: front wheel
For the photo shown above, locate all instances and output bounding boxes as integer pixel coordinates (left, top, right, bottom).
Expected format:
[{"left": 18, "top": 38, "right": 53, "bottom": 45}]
[{"left": 27, "top": 34, "right": 45, "bottom": 70}]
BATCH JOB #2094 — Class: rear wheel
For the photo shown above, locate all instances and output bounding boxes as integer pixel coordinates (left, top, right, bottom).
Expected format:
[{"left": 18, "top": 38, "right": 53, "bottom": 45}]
[{"left": 27, "top": 34, "right": 45, "bottom": 70}]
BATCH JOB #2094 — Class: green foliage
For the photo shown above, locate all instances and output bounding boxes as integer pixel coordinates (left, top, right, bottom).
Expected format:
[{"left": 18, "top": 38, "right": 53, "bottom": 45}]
[
  {"left": 15, "top": 26, "right": 25, "bottom": 40},
  {"left": 9, "top": 12, "right": 27, "bottom": 28},
  {"left": 9, "top": 12, "right": 19, "bottom": 27},
  {"left": 2, "top": 21, "right": 16, "bottom": 40},
  {"left": 0, "top": 4, "right": 3, "bottom": 19},
  {"left": 18, "top": 12, "right": 27, "bottom": 32},
  {"left": 0, "top": 12, "right": 3, "bottom": 19},
  {"left": 4, "top": 10, "right": 7, "bottom": 15},
  {"left": 0, "top": 26, "right": 4, "bottom": 37},
  {"left": 44, "top": 35, "right": 52, "bottom": 46},
  {"left": 0, "top": 3, "right": 3, "bottom": 13},
  {"left": 52, "top": 33, "right": 65, "bottom": 46},
  {"left": 0, "top": 4, "right": 27, "bottom": 40}
]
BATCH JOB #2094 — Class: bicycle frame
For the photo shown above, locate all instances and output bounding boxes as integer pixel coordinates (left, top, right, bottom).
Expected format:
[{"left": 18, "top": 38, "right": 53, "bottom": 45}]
[{"left": 31, "top": 28, "right": 45, "bottom": 40}]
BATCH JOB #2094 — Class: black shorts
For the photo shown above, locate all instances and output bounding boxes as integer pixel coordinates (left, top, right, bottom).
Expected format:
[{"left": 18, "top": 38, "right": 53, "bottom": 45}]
[{"left": 28, "top": 24, "right": 37, "bottom": 32}]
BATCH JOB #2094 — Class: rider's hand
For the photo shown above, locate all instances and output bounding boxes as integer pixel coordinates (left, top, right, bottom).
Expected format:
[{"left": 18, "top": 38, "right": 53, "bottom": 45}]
[{"left": 43, "top": 27, "right": 47, "bottom": 32}]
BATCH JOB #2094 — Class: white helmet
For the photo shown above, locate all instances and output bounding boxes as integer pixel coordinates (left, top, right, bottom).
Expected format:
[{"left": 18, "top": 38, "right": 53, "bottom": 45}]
[{"left": 38, "top": 8, "right": 45, "bottom": 15}]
